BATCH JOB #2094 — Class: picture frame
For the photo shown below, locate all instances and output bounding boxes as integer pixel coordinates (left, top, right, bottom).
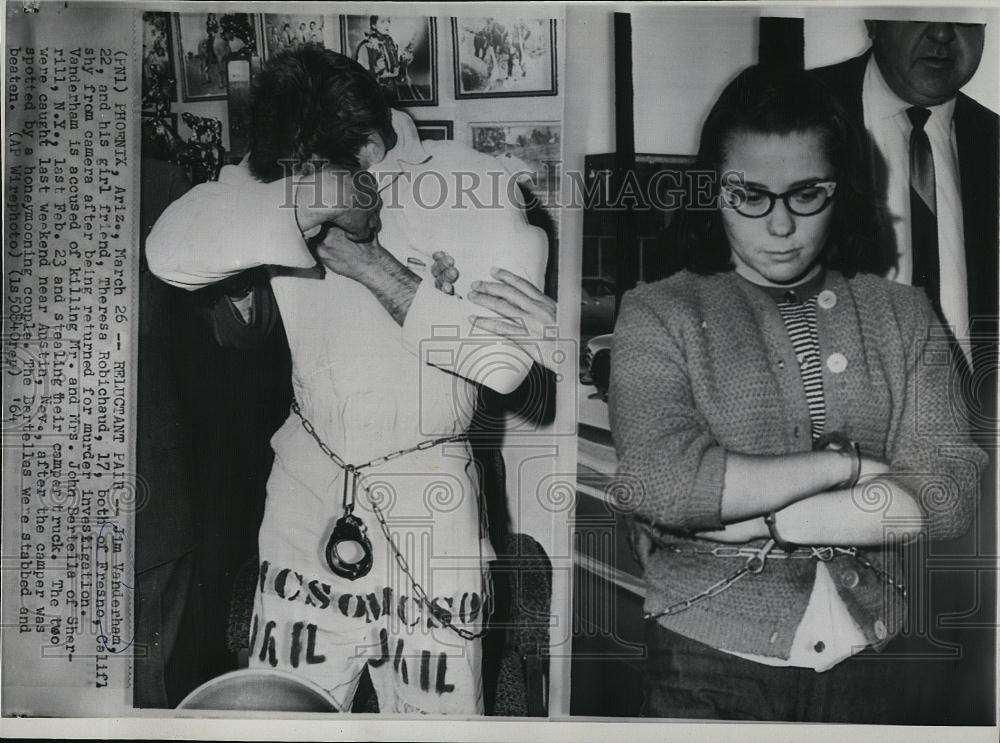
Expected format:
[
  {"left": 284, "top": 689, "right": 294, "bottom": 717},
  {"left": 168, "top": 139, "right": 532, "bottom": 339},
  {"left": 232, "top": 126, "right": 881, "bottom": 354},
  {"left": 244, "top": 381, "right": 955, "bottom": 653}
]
[
  {"left": 141, "top": 111, "right": 178, "bottom": 132},
  {"left": 174, "top": 12, "right": 259, "bottom": 102},
  {"left": 261, "top": 13, "right": 332, "bottom": 58},
  {"left": 470, "top": 121, "right": 561, "bottom": 197},
  {"left": 470, "top": 122, "right": 562, "bottom": 238},
  {"left": 452, "top": 17, "right": 557, "bottom": 99},
  {"left": 142, "top": 11, "right": 177, "bottom": 104},
  {"left": 341, "top": 15, "right": 438, "bottom": 107},
  {"left": 414, "top": 120, "right": 454, "bottom": 142}
]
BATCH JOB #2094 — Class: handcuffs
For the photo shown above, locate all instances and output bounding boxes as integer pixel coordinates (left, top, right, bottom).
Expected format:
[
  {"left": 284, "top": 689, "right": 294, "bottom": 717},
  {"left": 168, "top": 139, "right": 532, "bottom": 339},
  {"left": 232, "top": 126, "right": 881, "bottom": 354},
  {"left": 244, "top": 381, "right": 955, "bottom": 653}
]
[
  {"left": 324, "top": 466, "right": 374, "bottom": 581},
  {"left": 766, "top": 431, "right": 862, "bottom": 552}
]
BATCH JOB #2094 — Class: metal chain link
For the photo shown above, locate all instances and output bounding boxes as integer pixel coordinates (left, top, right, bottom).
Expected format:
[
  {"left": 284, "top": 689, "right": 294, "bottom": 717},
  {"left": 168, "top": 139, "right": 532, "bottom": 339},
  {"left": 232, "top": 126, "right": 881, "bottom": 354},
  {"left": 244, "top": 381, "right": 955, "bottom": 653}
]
[
  {"left": 369, "top": 498, "right": 491, "bottom": 640},
  {"left": 665, "top": 544, "right": 831, "bottom": 560},
  {"left": 644, "top": 540, "right": 776, "bottom": 619},
  {"left": 291, "top": 399, "right": 468, "bottom": 472},
  {"left": 644, "top": 540, "right": 907, "bottom": 620},
  {"left": 290, "top": 400, "right": 491, "bottom": 640}
]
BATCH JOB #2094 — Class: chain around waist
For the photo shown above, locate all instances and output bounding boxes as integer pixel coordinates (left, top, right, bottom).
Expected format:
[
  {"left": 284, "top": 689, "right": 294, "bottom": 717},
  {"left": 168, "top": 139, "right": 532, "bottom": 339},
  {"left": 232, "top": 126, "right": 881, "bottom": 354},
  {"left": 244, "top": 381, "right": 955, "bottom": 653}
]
[
  {"left": 644, "top": 539, "right": 905, "bottom": 620},
  {"left": 657, "top": 542, "right": 880, "bottom": 562}
]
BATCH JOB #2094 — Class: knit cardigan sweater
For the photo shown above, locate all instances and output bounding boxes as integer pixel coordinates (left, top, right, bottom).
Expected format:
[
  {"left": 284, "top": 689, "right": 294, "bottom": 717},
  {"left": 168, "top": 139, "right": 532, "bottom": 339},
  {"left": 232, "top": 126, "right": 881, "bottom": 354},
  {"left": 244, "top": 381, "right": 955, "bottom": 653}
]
[{"left": 609, "top": 269, "right": 986, "bottom": 658}]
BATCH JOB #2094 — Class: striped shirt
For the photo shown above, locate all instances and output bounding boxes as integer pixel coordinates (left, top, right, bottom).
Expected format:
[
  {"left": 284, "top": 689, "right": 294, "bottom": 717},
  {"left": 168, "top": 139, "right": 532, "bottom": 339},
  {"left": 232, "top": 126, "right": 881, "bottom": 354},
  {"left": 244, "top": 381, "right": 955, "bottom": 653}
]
[{"left": 776, "top": 291, "right": 826, "bottom": 441}]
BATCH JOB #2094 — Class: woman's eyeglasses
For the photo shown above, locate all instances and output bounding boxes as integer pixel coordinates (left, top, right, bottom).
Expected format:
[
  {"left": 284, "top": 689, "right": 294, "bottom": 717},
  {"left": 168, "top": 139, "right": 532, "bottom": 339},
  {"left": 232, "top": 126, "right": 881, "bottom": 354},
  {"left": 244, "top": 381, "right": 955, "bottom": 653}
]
[{"left": 720, "top": 181, "right": 837, "bottom": 218}]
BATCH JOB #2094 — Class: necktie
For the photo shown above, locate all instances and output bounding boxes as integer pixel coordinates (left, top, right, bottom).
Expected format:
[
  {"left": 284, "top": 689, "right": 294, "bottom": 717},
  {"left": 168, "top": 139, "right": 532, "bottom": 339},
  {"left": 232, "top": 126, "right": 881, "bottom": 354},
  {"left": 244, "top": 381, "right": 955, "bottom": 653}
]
[{"left": 907, "top": 106, "right": 939, "bottom": 307}]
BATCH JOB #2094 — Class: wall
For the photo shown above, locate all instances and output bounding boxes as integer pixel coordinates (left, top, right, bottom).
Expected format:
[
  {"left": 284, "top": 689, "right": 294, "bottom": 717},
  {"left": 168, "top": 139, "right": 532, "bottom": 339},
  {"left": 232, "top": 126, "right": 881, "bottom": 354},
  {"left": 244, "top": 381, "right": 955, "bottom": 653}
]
[
  {"left": 561, "top": 4, "right": 616, "bottom": 287},
  {"left": 632, "top": 5, "right": 760, "bottom": 156}
]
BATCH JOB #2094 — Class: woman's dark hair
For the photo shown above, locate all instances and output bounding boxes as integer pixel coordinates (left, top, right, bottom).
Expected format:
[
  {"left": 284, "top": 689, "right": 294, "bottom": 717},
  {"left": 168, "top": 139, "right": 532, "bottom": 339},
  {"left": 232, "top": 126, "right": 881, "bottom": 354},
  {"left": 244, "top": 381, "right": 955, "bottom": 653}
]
[
  {"left": 668, "top": 64, "right": 890, "bottom": 277},
  {"left": 248, "top": 44, "right": 396, "bottom": 182}
]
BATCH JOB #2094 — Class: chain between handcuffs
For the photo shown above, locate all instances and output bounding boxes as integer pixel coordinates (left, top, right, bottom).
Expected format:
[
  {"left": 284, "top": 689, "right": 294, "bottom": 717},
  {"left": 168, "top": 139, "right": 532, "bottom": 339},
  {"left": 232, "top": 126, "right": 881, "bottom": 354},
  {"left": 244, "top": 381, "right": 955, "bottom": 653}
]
[
  {"left": 290, "top": 400, "right": 491, "bottom": 640},
  {"left": 643, "top": 538, "right": 907, "bottom": 621}
]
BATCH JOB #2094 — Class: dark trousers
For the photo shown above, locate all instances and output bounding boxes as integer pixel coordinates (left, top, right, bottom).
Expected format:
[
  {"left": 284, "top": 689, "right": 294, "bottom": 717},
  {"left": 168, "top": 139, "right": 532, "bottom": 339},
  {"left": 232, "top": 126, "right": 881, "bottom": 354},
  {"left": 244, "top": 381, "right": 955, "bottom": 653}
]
[{"left": 641, "top": 622, "right": 923, "bottom": 723}]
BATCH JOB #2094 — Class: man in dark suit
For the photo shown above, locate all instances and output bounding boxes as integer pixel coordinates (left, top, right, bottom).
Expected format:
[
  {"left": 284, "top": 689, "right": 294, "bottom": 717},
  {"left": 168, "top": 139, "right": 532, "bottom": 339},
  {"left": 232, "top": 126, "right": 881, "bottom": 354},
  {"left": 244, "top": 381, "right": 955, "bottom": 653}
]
[
  {"left": 812, "top": 20, "right": 998, "bottom": 725},
  {"left": 813, "top": 21, "right": 997, "bottom": 376}
]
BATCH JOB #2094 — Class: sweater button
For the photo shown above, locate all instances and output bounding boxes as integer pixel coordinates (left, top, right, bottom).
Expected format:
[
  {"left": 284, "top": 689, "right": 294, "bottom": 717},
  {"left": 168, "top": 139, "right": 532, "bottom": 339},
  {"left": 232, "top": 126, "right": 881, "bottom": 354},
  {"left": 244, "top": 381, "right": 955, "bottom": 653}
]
[
  {"left": 874, "top": 620, "right": 888, "bottom": 640},
  {"left": 813, "top": 641, "right": 826, "bottom": 653},
  {"left": 818, "top": 289, "right": 837, "bottom": 309},
  {"left": 826, "top": 353, "right": 848, "bottom": 374},
  {"left": 840, "top": 569, "right": 860, "bottom": 589}
]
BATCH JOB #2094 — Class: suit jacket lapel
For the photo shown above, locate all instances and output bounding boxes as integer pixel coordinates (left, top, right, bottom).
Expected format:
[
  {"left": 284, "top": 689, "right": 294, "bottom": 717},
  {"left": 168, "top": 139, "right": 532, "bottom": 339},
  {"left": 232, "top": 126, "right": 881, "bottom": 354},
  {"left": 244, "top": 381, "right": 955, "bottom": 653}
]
[{"left": 954, "top": 94, "right": 999, "bottom": 326}]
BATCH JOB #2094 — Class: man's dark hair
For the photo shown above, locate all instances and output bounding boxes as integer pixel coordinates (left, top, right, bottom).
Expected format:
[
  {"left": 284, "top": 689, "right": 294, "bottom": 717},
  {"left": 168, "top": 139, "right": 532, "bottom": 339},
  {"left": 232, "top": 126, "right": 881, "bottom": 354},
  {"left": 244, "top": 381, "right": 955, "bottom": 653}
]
[
  {"left": 369, "top": 15, "right": 380, "bottom": 30},
  {"left": 248, "top": 44, "right": 395, "bottom": 182},
  {"left": 668, "top": 64, "right": 891, "bottom": 277}
]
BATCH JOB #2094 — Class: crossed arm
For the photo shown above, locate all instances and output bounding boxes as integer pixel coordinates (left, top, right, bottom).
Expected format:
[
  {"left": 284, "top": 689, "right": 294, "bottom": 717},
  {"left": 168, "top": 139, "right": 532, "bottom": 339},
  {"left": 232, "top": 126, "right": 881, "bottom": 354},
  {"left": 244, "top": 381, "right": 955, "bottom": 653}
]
[
  {"left": 609, "top": 291, "right": 983, "bottom": 550},
  {"left": 701, "top": 454, "right": 917, "bottom": 546}
]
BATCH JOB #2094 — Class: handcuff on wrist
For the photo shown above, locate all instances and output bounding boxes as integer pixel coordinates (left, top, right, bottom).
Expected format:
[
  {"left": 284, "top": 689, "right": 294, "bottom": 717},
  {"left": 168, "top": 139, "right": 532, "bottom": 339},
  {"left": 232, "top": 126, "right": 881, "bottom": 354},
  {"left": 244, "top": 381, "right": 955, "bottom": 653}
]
[
  {"left": 764, "top": 512, "right": 798, "bottom": 552},
  {"left": 813, "top": 431, "right": 862, "bottom": 490},
  {"left": 766, "top": 431, "right": 861, "bottom": 553}
]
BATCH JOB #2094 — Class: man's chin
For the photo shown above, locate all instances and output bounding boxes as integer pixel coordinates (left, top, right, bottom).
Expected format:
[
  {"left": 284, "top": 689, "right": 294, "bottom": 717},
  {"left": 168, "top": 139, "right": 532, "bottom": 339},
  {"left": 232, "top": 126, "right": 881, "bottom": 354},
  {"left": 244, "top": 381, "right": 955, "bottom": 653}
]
[{"left": 910, "top": 65, "right": 966, "bottom": 102}]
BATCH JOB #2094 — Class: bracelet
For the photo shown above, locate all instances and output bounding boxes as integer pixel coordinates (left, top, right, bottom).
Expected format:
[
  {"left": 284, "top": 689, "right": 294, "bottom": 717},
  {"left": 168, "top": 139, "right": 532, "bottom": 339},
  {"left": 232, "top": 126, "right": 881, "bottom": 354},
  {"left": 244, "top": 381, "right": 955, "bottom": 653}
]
[
  {"left": 764, "top": 512, "right": 799, "bottom": 552},
  {"left": 813, "top": 431, "right": 862, "bottom": 490}
]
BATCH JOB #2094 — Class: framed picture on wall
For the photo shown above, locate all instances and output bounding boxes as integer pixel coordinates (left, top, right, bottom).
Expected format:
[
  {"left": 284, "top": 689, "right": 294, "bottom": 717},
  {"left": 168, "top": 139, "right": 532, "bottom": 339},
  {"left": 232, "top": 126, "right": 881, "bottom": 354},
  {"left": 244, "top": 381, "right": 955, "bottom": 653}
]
[
  {"left": 470, "top": 121, "right": 562, "bottom": 236},
  {"left": 142, "top": 12, "right": 177, "bottom": 104},
  {"left": 174, "top": 12, "right": 259, "bottom": 101},
  {"left": 452, "top": 17, "right": 557, "bottom": 99},
  {"left": 414, "top": 120, "right": 454, "bottom": 141},
  {"left": 262, "top": 13, "right": 331, "bottom": 58},
  {"left": 141, "top": 111, "right": 178, "bottom": 132},
  {"left": 341, "top": 15, "right": 437, "bottom": 107}
]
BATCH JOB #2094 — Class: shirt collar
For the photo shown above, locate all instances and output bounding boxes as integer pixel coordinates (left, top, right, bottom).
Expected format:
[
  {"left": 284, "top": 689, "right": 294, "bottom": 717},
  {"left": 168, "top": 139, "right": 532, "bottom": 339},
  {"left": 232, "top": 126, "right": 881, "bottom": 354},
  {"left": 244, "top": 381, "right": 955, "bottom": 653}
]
[
  {"left": 368, "top": 108, "right": 430, "bottom": 187},
  {"left": 864, "top": 54, "right": 956, "bottom": 131}
]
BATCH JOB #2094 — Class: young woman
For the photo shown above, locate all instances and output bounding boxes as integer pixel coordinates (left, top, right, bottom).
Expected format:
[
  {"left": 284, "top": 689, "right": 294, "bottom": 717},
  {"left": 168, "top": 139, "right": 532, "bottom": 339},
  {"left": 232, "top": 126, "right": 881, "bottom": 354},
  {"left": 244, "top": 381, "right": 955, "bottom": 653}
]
[{"left": 609, "top": 65, "right": 986, "bottom": 723}]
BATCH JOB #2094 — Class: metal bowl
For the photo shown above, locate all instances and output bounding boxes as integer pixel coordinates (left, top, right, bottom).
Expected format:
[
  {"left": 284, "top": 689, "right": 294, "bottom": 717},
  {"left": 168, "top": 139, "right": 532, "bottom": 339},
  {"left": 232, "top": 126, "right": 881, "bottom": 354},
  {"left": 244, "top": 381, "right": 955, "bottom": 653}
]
[{"left": 177, "top": 669, "right": 341, "bottom": 712}]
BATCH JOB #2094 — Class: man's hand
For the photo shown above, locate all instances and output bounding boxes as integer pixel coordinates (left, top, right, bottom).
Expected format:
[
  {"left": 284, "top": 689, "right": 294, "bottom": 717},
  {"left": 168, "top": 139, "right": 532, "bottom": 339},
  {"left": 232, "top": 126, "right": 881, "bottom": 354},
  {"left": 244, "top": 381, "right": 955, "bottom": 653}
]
[
  {"left": 468, "top": 267, "right": 556, "bottom": 334},
  {"left": 294, "top": 167, "right": 382, "bottom": 240},
  {"left": 314, "top": 227, "right": 419, "bottom": 327},
  {"left": 314, "top": 226, "right": 385, "bottom": 281},
  {"left": 430, "top": 251, "right": 459, "bottom": 295},
  {"left": 467, "top": 267, "right": 557, "bottom": 368}
]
